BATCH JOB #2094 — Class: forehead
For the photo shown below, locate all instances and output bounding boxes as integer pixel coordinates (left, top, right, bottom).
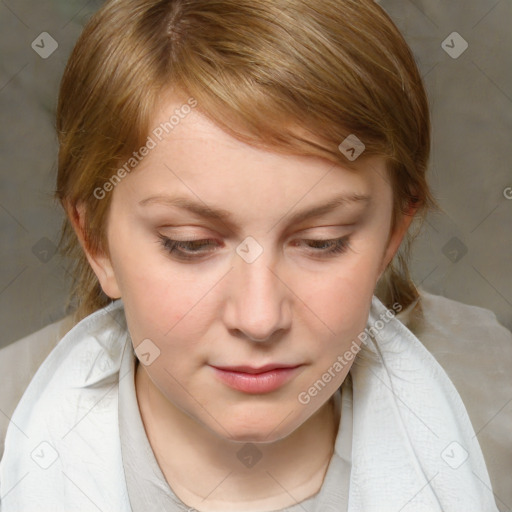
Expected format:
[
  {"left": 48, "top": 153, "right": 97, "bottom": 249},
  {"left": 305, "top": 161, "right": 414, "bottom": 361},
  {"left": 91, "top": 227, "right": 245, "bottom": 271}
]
[{"left": 117, "top": 95, "right": 392, "bottom": 213}]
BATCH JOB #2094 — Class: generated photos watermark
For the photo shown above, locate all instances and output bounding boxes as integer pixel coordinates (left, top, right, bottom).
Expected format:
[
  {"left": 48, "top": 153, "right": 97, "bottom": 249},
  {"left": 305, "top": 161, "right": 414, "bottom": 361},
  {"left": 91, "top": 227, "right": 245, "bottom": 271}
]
[
  {"left": 297, "top": 301, "right": 403, "bottom": 404},
  {"left": 93, "top": 97, "right": 198, "bottom": 200}
]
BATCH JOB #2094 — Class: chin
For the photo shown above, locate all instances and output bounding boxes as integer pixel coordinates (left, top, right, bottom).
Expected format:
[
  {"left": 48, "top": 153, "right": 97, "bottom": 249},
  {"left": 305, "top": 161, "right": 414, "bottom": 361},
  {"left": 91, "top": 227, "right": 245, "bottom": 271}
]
[
  {"left": 207, "top": 413, "right": 301, "bottom": 444},
  {"left": 224, "top": 429, "right": 292, "bottom": 445}
]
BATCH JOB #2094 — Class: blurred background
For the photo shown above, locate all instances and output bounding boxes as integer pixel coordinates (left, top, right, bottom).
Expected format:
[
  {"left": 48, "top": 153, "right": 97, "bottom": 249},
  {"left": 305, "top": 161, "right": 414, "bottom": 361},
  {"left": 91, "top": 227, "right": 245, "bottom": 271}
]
[{"left": 0, "top": 0, "right": 511, "bottom": 347}]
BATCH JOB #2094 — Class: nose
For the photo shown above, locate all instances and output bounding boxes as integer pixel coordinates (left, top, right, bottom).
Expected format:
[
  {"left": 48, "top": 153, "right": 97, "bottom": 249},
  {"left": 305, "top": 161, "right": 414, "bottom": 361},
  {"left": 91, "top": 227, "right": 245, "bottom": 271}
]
[{"left": 224, "top": 243, "right": 290, "bottom": 342}]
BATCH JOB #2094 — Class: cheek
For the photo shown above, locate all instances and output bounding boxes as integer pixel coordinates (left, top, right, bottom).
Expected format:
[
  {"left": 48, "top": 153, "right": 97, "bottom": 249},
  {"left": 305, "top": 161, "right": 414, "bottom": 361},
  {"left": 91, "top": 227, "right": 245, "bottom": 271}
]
[
  {"left": 298, "top": 249, "right": 380, "bottom": 326},
  {"left": 299, "top": 276, "right": 372, "bottom": 345},
  {"left": 109, "top": 241, "right": 202, "bottom": 342}
]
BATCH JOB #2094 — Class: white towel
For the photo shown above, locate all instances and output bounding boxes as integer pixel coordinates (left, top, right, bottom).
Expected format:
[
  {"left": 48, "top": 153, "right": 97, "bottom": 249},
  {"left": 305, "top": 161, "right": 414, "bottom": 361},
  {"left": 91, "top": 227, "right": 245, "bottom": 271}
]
[
  {"left": 349, "top": 296, "right": 499, "bottom": 511},
  {"left": 0, "top": 295, "right": 499, "bottom": 511}
]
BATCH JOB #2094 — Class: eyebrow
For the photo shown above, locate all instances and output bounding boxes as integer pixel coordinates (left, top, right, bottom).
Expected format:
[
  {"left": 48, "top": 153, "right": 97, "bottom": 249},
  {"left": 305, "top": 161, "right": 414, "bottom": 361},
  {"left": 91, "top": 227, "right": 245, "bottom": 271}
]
[{"left": 138, "top": 192, "right": 372, "bottom": 228}]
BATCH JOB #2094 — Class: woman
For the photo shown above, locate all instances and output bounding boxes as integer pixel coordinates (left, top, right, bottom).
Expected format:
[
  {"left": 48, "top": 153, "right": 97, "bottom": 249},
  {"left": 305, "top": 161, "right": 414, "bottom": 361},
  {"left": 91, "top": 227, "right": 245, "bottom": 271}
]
[{"left": 0, "top": 0, "right": 507, "bottom": 510}]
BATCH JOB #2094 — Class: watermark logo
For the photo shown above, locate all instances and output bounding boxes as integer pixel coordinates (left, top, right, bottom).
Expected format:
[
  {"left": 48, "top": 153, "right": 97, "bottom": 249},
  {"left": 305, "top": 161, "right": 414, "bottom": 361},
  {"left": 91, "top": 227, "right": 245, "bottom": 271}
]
[
  {"left": 135, "top": 338, "right": 161, "bottom": 366},
  {"left": 236, "top": 236, "right": 264, "bottom": 264},
  {"left": 338, "top": 134, "right": 366, "bottom": 161},
  {"left": 31, "top": 32, "right": 58, "bottom": 59},
  {"left": 237, "top": 443, "right": 263, "bottom": 468},
  {"left": 31, "top": 441, "right": 59, "bottom": 469},
  {"left": 441, "top": 32, "right": 468, "bottom": 59},
  {"left": 441, "top": 441, "right": 469, "bottom": 469},
  {"left": 32, "top": 237, "right": 57, "bottom": 263},
  {"left": 442, "top": 236, "right": 468, "bottom": 263}
]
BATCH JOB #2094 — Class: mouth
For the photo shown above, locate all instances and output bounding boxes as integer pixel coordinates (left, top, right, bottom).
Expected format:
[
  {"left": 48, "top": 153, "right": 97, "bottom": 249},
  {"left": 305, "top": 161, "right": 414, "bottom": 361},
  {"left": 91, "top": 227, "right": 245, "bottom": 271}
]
[
  {"left": 211, "top": 363, "right": 302, "bottom": 374},
  {"left": 209, "top": 364, "right": 303, "bottom": 394}
]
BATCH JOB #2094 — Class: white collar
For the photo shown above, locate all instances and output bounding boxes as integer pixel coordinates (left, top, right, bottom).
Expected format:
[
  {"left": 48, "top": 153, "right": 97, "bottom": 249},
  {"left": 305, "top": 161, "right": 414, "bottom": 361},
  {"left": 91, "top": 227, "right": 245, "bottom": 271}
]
[{"left": 0, "top": 295, "right": 499, "bottom": 511}]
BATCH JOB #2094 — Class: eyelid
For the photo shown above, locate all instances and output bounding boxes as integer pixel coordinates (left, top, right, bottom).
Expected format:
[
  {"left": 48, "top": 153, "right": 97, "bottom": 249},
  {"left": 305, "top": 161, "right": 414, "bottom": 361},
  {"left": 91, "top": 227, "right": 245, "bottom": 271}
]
[
  {"left": 158, "top": 232, "right": 213, "bottom": 242},
  {"left": 156, "top": 225, "right": 354, "bottom": 249},
  {"left": 157, "top": 233, "right": 353, "bottom": 261}
]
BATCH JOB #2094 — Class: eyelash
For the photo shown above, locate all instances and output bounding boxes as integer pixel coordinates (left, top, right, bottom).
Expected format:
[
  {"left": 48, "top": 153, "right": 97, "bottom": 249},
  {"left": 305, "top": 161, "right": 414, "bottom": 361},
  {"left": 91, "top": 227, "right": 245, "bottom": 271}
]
[{"left": 157, "top": 234, "right": 352, "bottom": 261}]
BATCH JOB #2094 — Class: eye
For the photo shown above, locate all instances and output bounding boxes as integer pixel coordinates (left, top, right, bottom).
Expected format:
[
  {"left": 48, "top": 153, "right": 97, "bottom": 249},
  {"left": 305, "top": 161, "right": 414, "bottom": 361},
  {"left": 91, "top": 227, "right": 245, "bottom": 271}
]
[
  {"left": 158, "top": 234, "right": 219, "bottom": 260},
  {"left": 158, "top": 234, "right": 352, "bottom": 261},
  {"left": 294, "top": 236, "right": 352, "bottom": 257}
]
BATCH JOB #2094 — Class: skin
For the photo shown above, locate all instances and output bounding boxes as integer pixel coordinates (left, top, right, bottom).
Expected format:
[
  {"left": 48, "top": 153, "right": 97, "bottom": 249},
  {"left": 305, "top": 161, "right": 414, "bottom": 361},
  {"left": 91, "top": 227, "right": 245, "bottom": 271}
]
[{"left": 68, "top": 95, "right": 415, "bottom": 511}]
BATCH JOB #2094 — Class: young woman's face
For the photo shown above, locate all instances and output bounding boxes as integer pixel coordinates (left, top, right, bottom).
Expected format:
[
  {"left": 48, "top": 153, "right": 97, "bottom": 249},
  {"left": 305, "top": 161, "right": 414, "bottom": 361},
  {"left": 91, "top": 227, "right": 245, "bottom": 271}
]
[{"left": 84, "top": 96, "right": 410, "bottom": 443}]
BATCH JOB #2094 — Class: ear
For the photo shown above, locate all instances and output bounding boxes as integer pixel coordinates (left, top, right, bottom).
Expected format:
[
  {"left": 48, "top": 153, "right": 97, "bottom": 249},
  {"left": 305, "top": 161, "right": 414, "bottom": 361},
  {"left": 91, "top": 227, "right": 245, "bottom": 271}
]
[
  {"left": 64, "top": 200, "right": 122, "bottom": 300},
  {"left": 377, "top": 203, "right": 417, "bottom": 281}
]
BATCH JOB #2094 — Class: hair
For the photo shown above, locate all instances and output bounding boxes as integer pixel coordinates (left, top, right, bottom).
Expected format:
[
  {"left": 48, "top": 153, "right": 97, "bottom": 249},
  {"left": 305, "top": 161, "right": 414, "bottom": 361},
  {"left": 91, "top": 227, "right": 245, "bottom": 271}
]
[{"left": 55, "top": 0, "right": 443, "bottom": 326}]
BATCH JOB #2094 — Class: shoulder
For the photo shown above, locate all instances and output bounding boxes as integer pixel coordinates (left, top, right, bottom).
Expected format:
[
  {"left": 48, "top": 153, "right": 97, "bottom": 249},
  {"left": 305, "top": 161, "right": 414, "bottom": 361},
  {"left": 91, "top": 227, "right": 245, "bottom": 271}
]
[
  {"left": 0, "top": 315, "right": 75, "bottom": 459},
  {"left": 397, "top": 287, "right": 512, "bottom": 509},
  {"left": 0, "top": 301, "right": 132, "bottom": 511},
  {"left": 400, "top": 288, "right": 512, "bottom": 376}
]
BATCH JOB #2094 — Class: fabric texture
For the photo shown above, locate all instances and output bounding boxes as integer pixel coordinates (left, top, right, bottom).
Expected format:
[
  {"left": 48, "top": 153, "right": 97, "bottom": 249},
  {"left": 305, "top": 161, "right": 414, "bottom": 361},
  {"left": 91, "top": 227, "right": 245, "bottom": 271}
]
[
  {"left": 0, "top": 290, "right": 508, "bottom": 511},
  {"left": 0, "top": 314, "right": 74, "bottom": 460}
]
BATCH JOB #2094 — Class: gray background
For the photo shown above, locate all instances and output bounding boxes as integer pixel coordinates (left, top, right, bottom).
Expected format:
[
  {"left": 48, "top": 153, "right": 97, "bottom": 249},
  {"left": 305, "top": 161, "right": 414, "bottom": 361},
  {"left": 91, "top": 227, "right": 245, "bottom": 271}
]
[{"left": 0, "top": 0, "right": 511, "bottom": 348}]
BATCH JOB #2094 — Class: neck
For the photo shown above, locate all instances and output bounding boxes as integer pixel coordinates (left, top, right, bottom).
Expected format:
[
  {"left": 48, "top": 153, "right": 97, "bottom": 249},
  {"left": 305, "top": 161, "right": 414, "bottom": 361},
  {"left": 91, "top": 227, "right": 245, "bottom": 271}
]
[{"left": 135, "top": 361, "right": 340, "bottom": 512}]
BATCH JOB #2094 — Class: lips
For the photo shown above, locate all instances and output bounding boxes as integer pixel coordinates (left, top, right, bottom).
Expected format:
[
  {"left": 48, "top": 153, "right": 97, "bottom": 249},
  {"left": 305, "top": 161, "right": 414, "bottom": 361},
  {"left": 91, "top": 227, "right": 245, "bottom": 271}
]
[
  {"left": 209, "top": 364, "right": 303, "bottom": 393},
  {"left": 211, "top": 363, "right": 301, "bottom": 374}
]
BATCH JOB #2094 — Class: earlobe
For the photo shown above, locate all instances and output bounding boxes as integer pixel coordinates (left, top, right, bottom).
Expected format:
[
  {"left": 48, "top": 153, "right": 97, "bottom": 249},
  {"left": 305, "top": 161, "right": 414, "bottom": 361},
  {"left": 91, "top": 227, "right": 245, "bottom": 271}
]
[{"left": 64, "top": 200, "right": 122, "bottom": 300}]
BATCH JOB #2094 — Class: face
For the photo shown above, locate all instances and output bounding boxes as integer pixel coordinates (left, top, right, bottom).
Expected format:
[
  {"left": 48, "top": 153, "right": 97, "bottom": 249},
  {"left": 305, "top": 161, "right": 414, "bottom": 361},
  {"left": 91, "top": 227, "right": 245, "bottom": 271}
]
[{"left": 76, "top": 95, "right": 412, "bottom": 443}]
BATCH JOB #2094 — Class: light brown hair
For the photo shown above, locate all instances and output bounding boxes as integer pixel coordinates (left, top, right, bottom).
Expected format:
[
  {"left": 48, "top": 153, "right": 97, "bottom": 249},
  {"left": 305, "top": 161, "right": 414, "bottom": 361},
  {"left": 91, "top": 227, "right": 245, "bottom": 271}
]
[{"left": 55, "top": 0, "right": 442, "bottom": 325}]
